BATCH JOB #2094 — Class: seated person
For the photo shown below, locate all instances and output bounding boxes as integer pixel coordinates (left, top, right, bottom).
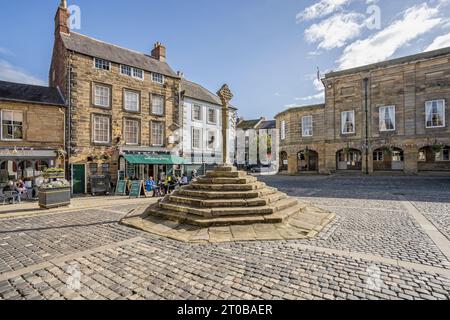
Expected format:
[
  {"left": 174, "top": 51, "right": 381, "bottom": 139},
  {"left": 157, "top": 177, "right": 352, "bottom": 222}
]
[
  {"left": 180, "top": 173, "right": 189, "bottom": 186},
  {"left": 3, "top": 181, "right": 21, "bottom": 203}
]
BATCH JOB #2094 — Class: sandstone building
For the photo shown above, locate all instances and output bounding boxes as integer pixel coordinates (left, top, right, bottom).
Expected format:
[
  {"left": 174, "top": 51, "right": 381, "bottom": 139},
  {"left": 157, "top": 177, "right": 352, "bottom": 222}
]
[
  {"left": 50, "top": 1, "right": 184, "bottom": 193},
  {"left": 276, "top": 47, "right": 450, "bottom": 174},
  {"left": 0, "top": 81, "right": 65, "bottom": 187}
]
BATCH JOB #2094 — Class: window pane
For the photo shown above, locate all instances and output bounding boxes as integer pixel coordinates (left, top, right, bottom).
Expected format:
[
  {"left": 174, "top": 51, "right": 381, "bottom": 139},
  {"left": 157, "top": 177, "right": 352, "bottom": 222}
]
[
  {"left": 133, "top": 68, "right": 143, "bottom": 79},
  {"left": 94, "top": 85, "right": 110, "bottom": 107},
  {"left": 208, "top": 130, "right": 216, "bottom": 149},
  {"left": 302, "top": 116, "right": 313, "bottom": 137},
  {"left": 192, "top": 105, "right": 202, "bottom": 121},
  {"left": 426, "top": 101, "right": 445, "bottom": 127},
  {"left": 151, "top": 94, "right": 164, "bottom": 115},
  {"left": 124, "top": 91, "right": 139, "bottom": 111},
  {"left": 124, "top": 120, "right": 139, "bottom": 144},
  {"left": 151, "top": 122, "right": 164, "bottom": 146},
  {"left": 121, "top": 65, "right": 131, "bottom": 76},
  {"left": 208, "top": 109, "right": 216, "bottom": 123},
  {"left": 192, "top": 128, "right": 201, "bottom": 149},
  {"left": 93, "top": 115, "right": 110, "bottom": 143},
  {"left": 152, "top": 73, "right": 164, "bottom": 84}
]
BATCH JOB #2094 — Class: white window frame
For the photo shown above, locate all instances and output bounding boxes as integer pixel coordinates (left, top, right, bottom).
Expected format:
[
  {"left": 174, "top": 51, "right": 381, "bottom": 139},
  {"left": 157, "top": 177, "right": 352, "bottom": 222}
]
[
  {"left": 192, "top": 105, "right": 203, "bottom": 122},
  {"left": 280, "top": 120, "right": 286, "bottom": 140},
  {"left": 425, "top": 100, "right": 446, "bottom": 129},
  {"left": 192, "top": 127, "right": 202, "bottom": 150},
  {"left": 93, "top": 58, "right": 111, "bottom": 71},
  {"left": 152, "top": 73, "right": 164, "bottom": 84},
  {"left": 379, "top": 105, "right": 396, "bottom": 132},
  {"left": 151, "top": 94, "right": 165, "bottom": 116},
  {"left": 120, "top": 65, "right": 132, "bottom": 77},
  {"left": 92, "top": 115, "right": 110, "bottom": 144},
  {"left": 302, "top": 115, "right": 313, "bottom": 137},
  {"left": 151, "top": 121, "right": 164, "bottom": 147},
  {"left": 124, "top": 90, "right": 140, "bottom": 112},
  {"left": 341, "top": 110, "right": 356, "bottom": 134},
  {"left": 207, "top": 130, "right": 216, "bottom": 150},
  {"left": 93, "top": 83, "right": 111, "bottom": 108},
  {"left": 124, "top": 119, "right": 140, "bottom": 145},
  {"left": 1, "top": 110, "right": 24, "bottom": 141},
  {"left": 436, "top": 148, "right": 450, "bottom": 162},
  {"left": 207, "top": 108, "right": 217, "bottom": 124},
  {"left": 132, "top": 68, "right": 144, "bottom": 80}
]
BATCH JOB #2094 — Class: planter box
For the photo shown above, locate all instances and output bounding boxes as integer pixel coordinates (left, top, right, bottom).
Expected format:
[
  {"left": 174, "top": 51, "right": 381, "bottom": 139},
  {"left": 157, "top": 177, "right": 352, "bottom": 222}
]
[{"left": 38, "top": 187, "right": 71, "bottom": 209}]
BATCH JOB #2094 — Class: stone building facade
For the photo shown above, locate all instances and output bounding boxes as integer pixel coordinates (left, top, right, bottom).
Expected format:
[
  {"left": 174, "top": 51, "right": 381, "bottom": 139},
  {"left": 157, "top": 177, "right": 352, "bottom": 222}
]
[
  {"left": 50, "top": 1, "right": 182, "bottom": 193},
  {"left": 0, "top": 81, "right": 65, "bottom": 186},
  {"left": 276, "top": 47, "right": 450, "bottom": 174}
]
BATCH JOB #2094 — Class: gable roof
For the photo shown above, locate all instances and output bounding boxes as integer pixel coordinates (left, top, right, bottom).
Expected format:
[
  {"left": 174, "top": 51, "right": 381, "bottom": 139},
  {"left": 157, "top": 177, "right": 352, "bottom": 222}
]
[
  {"left": 237, "top": 119, "right": 263, "bottom": 130},
  {"left": 326, "top": 46, "right": 450, "bottom": 78},
  {"left": 181, "top": 79, "right": 237, "bottom": 110},
  {"left": 60, "top": 32, "right": 178, "bottom": 78},
  {"left": 257, "top": 120, "right": 276, "bottom": 130},
  {"left": 275, "top": 103, "right": 325, "bottom": 118},
  {"left": 0, "top": 81, "right": 65, "bottom": 106}
]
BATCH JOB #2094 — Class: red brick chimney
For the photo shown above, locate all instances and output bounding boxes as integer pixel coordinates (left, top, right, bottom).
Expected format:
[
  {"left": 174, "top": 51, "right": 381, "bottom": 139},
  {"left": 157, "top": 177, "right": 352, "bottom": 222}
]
[
  {"left": 55, "top": 0, "right": 70, "bottom": 36},
  {"left": 151, "top": 42, "right": 166, "bottom": 62}
]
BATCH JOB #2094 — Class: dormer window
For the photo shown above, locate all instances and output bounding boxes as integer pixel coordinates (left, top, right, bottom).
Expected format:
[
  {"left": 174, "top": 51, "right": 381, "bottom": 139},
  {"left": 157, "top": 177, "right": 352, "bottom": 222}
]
[
  {"left": 152, "top": 73, "right": 164, "bottom": 84},
  {"left": 94, "top": 58, "right": 110, "bottom": 71}
]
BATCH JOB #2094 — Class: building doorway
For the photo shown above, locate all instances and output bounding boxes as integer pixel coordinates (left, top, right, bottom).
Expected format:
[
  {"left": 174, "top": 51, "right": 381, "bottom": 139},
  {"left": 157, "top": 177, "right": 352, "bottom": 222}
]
[
  {"left": 373, "top": 147, "right": 404, "bottom": 171},
  {"left": 297, "top": 150, "right": 318, "bottom": 172},
  {"left": 279, "top": 152, "right": 288, "bottom": 172},
  {"left": 72, "top": 164, "right": 86, "bottom": 194},
  {"left": 336, "top": 149, "right": 362, "bottom": 171}
]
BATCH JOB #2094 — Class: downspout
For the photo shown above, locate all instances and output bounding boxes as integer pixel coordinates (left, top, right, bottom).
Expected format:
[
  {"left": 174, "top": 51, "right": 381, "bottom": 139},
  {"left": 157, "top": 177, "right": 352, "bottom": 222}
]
[
  {"left": 364, "top": 77, "right": 369, "bottom": 175},
  {"left": 67, "top": 52, "right": 73, "bottom": 192}
]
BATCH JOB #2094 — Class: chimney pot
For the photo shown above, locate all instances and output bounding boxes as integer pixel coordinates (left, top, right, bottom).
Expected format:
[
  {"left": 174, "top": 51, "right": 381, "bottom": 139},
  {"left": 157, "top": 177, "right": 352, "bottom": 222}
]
[{"left": 151, "top": 42, "right": 166, "bottom": 62}]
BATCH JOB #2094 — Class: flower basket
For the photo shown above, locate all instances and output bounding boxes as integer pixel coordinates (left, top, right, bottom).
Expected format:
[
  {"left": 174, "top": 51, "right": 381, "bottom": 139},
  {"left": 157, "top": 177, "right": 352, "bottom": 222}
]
[{"left": 38, "top": 179, "right": 71, "bottom": 209}]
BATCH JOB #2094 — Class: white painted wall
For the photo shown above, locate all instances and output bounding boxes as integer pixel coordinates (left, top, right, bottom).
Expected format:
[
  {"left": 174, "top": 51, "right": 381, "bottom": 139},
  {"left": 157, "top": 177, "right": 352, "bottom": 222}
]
[{"left": 181, "top": 97, "right": 236, "bottom": 164}]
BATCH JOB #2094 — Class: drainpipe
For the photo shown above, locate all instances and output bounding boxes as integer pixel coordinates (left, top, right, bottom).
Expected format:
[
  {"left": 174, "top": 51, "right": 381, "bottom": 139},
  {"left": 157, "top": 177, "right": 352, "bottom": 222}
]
[{"left": 364, "top": 77, "right": 369, "bottom": 175}]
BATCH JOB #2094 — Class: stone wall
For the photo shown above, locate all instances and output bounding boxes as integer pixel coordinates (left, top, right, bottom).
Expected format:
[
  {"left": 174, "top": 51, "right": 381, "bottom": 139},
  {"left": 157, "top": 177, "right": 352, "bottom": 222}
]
[
  {"left": 0, "top": 101, "right": 64, "bottom": 149},
  {"left": 276, "top": 52, "right": 450, "bottom": 174}
]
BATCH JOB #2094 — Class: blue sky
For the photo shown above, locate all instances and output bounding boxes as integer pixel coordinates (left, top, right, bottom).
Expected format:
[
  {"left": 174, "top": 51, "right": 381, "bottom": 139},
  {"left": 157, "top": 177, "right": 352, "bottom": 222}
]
[{"left": 0, "top": 0, "right": 449, "bottom": 119}]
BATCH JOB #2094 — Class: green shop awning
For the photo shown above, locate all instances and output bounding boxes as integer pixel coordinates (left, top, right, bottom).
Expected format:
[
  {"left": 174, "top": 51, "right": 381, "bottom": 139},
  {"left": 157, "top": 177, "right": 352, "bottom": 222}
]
[{"left": 124, "top": 154, "right": 187, "bottom": 165}]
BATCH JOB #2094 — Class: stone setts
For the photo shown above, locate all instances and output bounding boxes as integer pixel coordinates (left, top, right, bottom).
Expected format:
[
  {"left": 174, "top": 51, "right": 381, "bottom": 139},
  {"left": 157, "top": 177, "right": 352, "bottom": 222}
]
[{"left": 121, "top": 166, "right": 335, "bottom": 243}]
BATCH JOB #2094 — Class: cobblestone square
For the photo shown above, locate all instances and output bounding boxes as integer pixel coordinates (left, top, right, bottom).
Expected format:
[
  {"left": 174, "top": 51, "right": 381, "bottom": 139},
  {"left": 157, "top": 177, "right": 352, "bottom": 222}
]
[{"left": 0, "top": 175, "right": 449, "bottom": 300}]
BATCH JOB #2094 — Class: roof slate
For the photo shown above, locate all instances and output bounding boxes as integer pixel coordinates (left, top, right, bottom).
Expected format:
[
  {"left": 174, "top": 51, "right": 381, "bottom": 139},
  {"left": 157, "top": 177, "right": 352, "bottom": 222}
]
[
  {"left": 0, "top": 81, "right": 65, "bottom": 106},
  {"left": 257, "top": 120, "right": 276, "bottom": 130},
  {"left": 181, "top": 79, "right": 237, "bottom": 110},
  {"left": 60, "top": 32, "right": 178, "bottom": 78}
]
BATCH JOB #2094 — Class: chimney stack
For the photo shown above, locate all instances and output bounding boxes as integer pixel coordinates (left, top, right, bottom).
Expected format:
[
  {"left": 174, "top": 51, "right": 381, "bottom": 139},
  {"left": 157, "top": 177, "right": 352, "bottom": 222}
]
[
  {"left": 151, "top": 42, "right": 166, "bottom": 62},
  {"left": 55, "top": 0, "right": 70, "bottom": 36}
]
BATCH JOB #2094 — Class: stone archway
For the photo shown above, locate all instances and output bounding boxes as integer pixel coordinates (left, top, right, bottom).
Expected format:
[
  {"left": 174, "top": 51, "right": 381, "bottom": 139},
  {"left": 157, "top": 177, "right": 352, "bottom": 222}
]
[
  {"left": 418, "top": 145, "right": 450, "bottom": 171},
  {"left": 373, "top": 147, "right": 404, "bottom": 171},
  {"left": 336, "top": 149, "right": 362, "bottom": 171},
  {"left": 297, "top": 150, "right": 319, "bottom": 172},
  {"left": 279, "top": 152, "right": 288, "bottom": 172}
]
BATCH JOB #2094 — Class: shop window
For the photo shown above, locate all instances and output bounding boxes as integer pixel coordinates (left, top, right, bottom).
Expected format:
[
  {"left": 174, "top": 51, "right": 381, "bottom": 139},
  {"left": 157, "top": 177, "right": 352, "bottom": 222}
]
[{"left": 373, "top": 151, "right": 383, "bottom": 161}]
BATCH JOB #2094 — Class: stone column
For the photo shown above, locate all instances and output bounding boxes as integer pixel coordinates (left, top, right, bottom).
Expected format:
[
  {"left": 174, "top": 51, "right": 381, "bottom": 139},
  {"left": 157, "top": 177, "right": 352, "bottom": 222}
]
[
  {"left": 404, "top": 148, "right": 418, "bottom": 174},
  {"left": 217, "top": 85, "right": 234, "bottom": 166}
]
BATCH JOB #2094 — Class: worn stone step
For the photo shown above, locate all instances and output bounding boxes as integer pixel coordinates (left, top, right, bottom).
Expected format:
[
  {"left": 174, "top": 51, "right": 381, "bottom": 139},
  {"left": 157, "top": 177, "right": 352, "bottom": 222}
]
[
  {"left": 178, "top": 188, "right": 261, "bottom": 199},
  {"left": 213, "top": 166, "right": 237, "bottom": 172},
  {"left": 261, "top": 192, "right": 288, "bottom": 204},
  {"left": 196, "top": 176, "right": 257, "bottom": 185},
  {"left": 188, "top": 182, "right": 266, "bottom": 192},
  {"left": 148, "top": 206, "right": 274, "bottom": 227},
  {"left": 206, "top": 170, "right": 247, "bottom": 178},
  {"left": 159, "top": 200, "right": 211, "bottom": 217},
  {"left": 269, "top": 197, "right": 299, "bottom": 212},
  {"left": 263, "top": 202, "right": 305, "bottom": 224},
  {"left": 168, "top": 195, "right": 267, "bottom": 208}
]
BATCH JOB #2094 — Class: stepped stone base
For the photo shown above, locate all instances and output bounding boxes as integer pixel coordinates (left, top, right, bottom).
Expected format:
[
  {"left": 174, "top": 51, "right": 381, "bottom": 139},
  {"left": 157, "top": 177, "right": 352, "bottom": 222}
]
[{"left": 121, "top": 165, "right": 335, "bottom": 243}]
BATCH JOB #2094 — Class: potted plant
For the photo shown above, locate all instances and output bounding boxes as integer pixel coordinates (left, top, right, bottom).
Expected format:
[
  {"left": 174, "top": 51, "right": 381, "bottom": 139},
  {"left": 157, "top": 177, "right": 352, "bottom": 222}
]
[
  {"left": 431, "top": 142, "right": 444, "bottom": 154},
  {"left": 381, "top": 145, "right": 393, "bottom": 155},
  {"left": 38, "top": 178, "right": 71, "bottom": 209}
]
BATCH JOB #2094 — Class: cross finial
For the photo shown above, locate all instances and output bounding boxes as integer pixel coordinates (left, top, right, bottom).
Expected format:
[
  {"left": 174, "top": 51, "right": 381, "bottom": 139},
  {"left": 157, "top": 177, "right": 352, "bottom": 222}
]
[
  {"left": 217, "top": 84, "right": 234, "bottom": 105},
  {"left": 60, "top": 0, "right": 67, "bottom": 8}
]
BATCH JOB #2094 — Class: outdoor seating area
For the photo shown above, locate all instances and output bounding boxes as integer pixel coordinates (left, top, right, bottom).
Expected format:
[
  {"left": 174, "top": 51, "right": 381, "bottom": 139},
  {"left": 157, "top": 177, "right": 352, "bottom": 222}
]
[{"left": 0, "top": 179, "right": 40, "bottom": 205}]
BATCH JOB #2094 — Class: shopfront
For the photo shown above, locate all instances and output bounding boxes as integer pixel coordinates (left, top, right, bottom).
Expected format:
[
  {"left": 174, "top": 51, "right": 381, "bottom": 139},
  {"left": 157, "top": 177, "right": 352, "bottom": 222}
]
[
  {"left": 0, "top": 148, "right": 59, "bottom": 188},
  {"left": 120, "top": 153, "right": 187, "bottom": 182}
]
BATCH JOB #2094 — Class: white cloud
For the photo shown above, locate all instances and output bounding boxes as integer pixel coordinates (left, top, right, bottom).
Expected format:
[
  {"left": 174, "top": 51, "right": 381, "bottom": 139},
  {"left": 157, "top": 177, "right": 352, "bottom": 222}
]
[
  {"left": 425, "top": 34, "right": 450, "bottom": 51},
  {"left": 337, "top": 3, "right": 442, "bottom": 70},
  {"left": 295, "top": 91, "right": 325, "bottom": 102},
  {"left": 297, "top": 0, "right": 353, "bottom": 21},
  {"left": 305, "top": 12, "right": 365, "bottom": 50},
  {"left": 0, "top": 47, "right": 12, "bottom": 56},
  {"left": 0, "top": 60, "right": 46, "bottom": 86}
]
